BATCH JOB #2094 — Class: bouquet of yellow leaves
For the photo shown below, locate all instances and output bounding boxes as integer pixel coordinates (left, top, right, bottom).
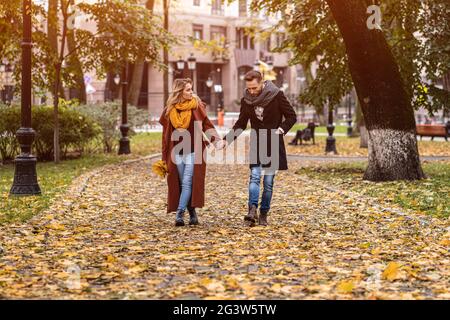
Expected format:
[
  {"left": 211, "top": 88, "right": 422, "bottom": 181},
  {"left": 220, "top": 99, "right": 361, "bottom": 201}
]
[{"left": 152, "top": 160, "right": 168, "bottom": 178}]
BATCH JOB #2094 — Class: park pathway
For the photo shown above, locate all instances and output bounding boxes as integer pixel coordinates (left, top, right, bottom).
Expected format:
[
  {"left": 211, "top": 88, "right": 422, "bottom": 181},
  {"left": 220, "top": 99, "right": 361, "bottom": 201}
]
[{"left": 0, "top": 155, "right": 448, "bottom": 299}]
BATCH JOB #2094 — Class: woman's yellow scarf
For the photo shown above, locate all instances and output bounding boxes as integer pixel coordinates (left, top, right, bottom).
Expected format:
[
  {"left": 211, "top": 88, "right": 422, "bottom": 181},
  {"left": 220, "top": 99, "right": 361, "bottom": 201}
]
[{"left": 169, "top": 98, "right": 198, "bottom": 129}]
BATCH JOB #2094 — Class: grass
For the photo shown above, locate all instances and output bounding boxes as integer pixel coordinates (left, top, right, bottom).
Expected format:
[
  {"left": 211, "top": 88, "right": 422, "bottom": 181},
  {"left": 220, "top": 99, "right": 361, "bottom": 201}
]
[
  {"left": 295, "top": 161, "right": 450, "bottom": 218},
  {"left": 0, "top": 132, "right": 162, "bottom": 225},
  {"left": 285, "top": 135, "right": 450, "bottom": 157},
  {"left": 290, "top": 124, "right": 348, "bottom": 134}
]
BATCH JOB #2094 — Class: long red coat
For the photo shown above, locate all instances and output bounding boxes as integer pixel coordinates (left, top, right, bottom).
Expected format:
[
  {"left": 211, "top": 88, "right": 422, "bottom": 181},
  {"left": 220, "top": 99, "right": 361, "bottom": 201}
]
[{"left": 159, "top": 102, "right": 221, "bottom": 213}]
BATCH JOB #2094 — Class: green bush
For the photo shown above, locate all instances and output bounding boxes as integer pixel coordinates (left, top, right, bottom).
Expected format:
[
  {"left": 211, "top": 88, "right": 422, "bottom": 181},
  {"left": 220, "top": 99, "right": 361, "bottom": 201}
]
[
  {"left": 0, "top": 104, "right": 101, "bottom": 162},
  {"left": 75, "top": 102, "right": 148, "bottom": 153},
  {"left": 0, "top": 104, "right": 20, "bottom": 162}
]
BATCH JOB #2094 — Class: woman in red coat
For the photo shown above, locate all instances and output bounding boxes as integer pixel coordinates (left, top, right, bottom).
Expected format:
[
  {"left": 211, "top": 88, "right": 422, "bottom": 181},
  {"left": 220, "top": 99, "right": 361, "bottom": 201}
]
[{"left": 159, "top": 78, "right": 225, "bottom": 226}]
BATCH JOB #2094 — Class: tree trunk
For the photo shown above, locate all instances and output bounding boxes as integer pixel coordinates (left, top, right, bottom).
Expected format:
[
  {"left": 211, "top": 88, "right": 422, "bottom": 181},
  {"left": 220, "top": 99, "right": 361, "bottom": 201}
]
[
  {"left": 360, "top": 126, "right": 368, "bottom": 148},
  {"left": 128, "top": 57, "right": 145, "bottom": 106},
  {"left": 53, "top": 0, "right": 69, "bottom": 164},
  {"left": 66, "top": 2, "right": 86, "bottom": 104},
  {"left": 48, "top": 0, "right": 65, "bottom": 101},
  {"left": 163, "top": 0, "right": 169, "bottom": 105},
  {"left": 127, "top": 0, "right": 155, "bottom": 107},
  {"left": 353, "top": 93, "right": 364, "bottom": 133},
  {"left": 326, "top": 0, "right": 424, "bottom": 181}
]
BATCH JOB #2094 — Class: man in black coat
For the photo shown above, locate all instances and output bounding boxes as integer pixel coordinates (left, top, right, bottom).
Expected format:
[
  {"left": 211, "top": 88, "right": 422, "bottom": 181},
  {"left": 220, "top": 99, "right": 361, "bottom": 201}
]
[{"left": 223, "top": 70, "right": 297, "bottom": 226}]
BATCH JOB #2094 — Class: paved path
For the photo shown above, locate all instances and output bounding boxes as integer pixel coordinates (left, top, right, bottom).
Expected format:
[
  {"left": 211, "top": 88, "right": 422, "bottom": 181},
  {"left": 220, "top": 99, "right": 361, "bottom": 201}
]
[
  {"left": 287, "top": 154, "right": 450, "bottom": 162},
  {"left": 0, "top": 155, "right": 448, "bottom": 299}
]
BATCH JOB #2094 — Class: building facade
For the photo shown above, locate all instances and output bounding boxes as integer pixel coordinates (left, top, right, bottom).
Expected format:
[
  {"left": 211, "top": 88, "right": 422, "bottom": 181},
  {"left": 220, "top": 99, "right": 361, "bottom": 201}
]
[{"left": 146, "top": 0, "right": 301, "bottom": 117}]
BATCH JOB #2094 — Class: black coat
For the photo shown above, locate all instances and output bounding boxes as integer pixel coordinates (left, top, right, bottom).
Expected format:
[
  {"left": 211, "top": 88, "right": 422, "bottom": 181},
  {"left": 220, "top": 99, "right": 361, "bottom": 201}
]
[{"left": 224, "top": 91, "right": 297, "bottom": 170}]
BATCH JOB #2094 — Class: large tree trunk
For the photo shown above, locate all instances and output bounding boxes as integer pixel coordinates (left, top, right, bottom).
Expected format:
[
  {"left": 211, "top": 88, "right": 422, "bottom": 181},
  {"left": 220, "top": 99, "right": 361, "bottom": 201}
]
[
  {"left": 127, "top": 0, "right": 155, "bottom": 107},
  {"left": 327, "top": 0, "right": 424, "bottom": 181}
]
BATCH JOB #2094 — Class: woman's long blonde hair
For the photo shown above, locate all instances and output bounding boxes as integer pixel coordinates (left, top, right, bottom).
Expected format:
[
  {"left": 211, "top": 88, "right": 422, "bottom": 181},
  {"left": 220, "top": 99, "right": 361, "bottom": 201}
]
[{"left": 164, "top": 78, "right": 200, "bottom": 117}]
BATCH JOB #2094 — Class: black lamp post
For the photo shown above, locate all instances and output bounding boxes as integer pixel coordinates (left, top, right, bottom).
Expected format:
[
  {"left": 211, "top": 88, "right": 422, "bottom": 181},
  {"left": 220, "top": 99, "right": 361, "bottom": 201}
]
[
  {"left": 325, "top": 105, "right": 338, "bottom": 154},
  {"left": 206, "top": 75, "right": 213, "bottom": 109},
  {"left": 10, "top": 0, "right": 41, "bottom": 196},
  {"left": 187, "top": 53, "right": 196, "bottom": 90},
  {"left": 176, "top": 56, "right": 185, "bottom": 72},
  {"left": 253, "top": 60, "right": 261, "bottom": 72},
  {"left": 118, "top": 63, "right": 130, "bottom": 155},
  {"left": 347, "top": 94, "right": 353, "bottom": 137}
]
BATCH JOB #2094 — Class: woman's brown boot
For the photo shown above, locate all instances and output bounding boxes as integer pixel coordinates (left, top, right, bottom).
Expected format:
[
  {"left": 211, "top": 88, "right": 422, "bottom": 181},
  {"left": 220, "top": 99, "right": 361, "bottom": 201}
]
[
  {"left": 188, "top": 207, "right": 199, "bottom": 225},
  {"left": 175, "top": 210, "right": 185, "bottom": 226}
]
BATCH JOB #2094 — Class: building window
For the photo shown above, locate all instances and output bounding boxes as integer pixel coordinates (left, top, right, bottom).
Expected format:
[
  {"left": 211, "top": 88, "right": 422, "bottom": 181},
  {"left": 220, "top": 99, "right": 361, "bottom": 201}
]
[
  {"left": 236, "top": 28, "right": 242, "bottom": 49},
  {"left": 239, "top": 0, "right": 247, "bottom": 17},
  {"left": 236, "top": 28, "right": 254, "bottom": 50},
  {"left": 193, "top": 0, "right": 200, "bottom": 6},
  {"left": 193, "top": 24, "right": 203, "bottom": 40},
  {"left": 276, "top": 32, "right": 285, "bottom": 48},
  {"left": 211, "top": 25, "right": 226, "bottom": 44},
  {"left": 265, "top": 34, "right": 272, "bottom": 52},
  {"left": 211, "top": 0, "right": 224, "bottom": 15}
]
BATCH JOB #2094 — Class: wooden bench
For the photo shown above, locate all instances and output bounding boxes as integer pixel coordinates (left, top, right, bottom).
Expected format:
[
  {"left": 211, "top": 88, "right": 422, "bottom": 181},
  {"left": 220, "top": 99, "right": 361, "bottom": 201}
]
[{"left": 416, "top": 124, "right": 450, "bottom": 141}]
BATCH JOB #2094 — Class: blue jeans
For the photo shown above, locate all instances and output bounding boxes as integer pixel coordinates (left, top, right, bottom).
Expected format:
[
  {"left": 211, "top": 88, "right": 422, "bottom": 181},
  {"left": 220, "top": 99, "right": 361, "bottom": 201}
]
[
  {"left": 248, "top": 166, "right": 276, "bottom": 213},
  {"left": 175, "top": 152, "right": 195, "bottom": 212}
]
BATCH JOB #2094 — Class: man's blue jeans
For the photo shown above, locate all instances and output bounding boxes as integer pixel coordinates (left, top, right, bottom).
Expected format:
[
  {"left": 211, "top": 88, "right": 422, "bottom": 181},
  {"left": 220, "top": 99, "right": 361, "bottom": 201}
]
[
  {"left": 175, "top": 152, "right": 195, "bottom": 212},
  {"left": 248, "top": 166, "right": 276, "bottom": 213}
]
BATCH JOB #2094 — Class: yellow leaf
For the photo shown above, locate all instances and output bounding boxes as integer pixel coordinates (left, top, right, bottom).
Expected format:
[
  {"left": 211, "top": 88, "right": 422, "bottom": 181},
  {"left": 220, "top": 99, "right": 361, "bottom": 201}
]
[
  {"left": 199, "top": 278, "right": 225, "bottom": 292},
  {"left": 225, "top": 277, "right": 240, "bottom": 290},
  {"left": 152, "top": 160, "right": 168, "bottom": 178},
  {"left": 106, "top": 255, "right": 116, "bottom": 263},
  {"left": 271, "top": 283, "right": 282, "bottom": 293},
  {"left": 127, "top": 264, "right": 147, "bottom": 274},
  {"left": 337, "top": 280, "right": 354, "bottom": 293},
  {"left": 46, "top": 223, "right": 65, "bottom": 231},
  {"left": 382, "top": 262, "right": 400, "bottom": 281}
]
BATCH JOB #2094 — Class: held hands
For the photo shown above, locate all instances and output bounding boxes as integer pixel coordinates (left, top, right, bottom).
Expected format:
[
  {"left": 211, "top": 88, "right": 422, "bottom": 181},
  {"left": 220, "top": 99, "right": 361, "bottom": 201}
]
[{"left": 214, "top": 139, "right": 227, "bottom": 150}]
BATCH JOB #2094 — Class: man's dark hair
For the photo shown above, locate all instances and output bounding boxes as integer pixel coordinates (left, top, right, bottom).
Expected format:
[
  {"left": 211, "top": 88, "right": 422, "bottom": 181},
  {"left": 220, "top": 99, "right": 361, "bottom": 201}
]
[{"left": 244, "top": 70, "right": 263, "bottom": 82}]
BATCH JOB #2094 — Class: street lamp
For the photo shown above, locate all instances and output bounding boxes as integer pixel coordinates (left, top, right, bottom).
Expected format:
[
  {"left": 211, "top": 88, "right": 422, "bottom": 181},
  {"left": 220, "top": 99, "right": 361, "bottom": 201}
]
[
  {"left": 214, "top": 83, "right": 223, "bottom": 112},
  {"left": 114, "top": 74, "right": 120, "bottom": 86},
  {"left": 176, "top": 56, "right": 185, "bottom": 71},
  {"left": 253, "top": 60, "right": 260, "bottom": 72},
  {"left": 10, "top": 0, "right": 41, "bottom": 196},
  {"left": 187, "top": 53, "right": 196, "bottom": 90},
  {"left": 325, "top": 105, "right": 338, "bottom": 155},
  {"left": 206, "top": 77, "right": 213, "bottom": 88},
  {"left": 347, "top": 94, "right": 353, "bottom": 136},
  {"left": 118, "top": 63, "right": 130, "bottom": 155}
]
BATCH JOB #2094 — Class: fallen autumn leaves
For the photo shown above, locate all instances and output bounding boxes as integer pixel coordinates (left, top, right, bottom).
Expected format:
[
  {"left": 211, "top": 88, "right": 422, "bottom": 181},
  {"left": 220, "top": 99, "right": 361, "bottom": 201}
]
[{"left": 0, "top": 156, "right": 448, "bottom": 299}]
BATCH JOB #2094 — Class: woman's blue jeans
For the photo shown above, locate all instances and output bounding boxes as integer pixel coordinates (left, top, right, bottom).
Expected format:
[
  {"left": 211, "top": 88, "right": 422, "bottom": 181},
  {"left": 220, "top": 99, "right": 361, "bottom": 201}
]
[
  {"left": 248, "top": 166, "right": 276, "bottom": 213},
  {"left": 175, "top": 152, "right": 195, "bottom": 212}
]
